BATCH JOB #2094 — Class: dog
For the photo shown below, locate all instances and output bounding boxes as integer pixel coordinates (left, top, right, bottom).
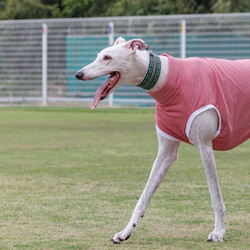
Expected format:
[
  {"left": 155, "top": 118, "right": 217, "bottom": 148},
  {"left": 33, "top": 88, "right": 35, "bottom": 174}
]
[{"left": 75, "top": 37, "right": 250, "bottom": 243}]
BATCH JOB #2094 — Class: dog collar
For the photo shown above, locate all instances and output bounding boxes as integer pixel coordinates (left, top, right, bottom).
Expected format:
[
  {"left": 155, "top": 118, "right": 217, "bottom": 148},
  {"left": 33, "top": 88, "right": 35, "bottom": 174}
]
[{"left": 137, "top": 53, "right": 161, "bottom": 90}]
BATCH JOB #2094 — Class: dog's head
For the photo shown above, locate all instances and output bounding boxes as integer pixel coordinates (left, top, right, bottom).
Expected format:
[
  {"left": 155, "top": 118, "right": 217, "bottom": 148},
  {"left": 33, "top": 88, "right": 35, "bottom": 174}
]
[{"left": 75, "top": 37, "right": 149, "bottom": 109}]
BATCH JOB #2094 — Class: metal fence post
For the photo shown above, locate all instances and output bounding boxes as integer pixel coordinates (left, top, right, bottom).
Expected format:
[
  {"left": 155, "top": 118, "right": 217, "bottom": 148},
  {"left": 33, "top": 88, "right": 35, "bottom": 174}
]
[
  {"left": 108, "top": 21, "right": 114, "bottom": 107},
  {"left": 42, "top": 23, "right": 48, "bottom": 106},
  {"left": 181, "top": 19, "right": 186, "bottom": 59}
]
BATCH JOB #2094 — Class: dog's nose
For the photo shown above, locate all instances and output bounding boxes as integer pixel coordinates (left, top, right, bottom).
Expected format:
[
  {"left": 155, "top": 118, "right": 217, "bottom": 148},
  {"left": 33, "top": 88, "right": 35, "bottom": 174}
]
[{"left": 75, "top": 71, "right": 83, "bottom": 80}]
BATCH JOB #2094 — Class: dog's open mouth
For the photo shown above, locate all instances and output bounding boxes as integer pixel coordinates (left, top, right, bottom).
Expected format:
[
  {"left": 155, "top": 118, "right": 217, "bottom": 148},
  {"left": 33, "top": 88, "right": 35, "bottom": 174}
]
[{"left": 91, "top": 72, "right": 120, "bottom": 109}]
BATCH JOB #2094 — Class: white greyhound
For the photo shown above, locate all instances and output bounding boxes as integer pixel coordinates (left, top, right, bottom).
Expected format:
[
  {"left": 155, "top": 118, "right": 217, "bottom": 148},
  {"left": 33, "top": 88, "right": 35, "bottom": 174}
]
[{"left": 75, "top": 37, "right": 250, "bottom": 244}]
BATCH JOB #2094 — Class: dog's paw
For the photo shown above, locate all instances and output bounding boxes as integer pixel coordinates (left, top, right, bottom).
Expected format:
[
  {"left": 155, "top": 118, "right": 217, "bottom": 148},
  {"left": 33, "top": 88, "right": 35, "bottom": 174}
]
[
  {"left": 207, "top": 229, "right": 225, "bottom": 242},
  {"left": 111, "top": 231, "right": 131, "bottom": 244}
]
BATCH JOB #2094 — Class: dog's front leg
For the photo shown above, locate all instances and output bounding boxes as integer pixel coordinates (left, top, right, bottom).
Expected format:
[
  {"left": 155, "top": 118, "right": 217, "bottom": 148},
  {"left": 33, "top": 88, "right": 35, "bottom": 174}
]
[
  {"left": 190, "top": 109, "right": 226, "bottom": 242},
  {"left": 197, "top": 143, "right": 226, "bottom": 242},
  {"left": 111, "top": 135, "right": 180, "bottom": 244}
]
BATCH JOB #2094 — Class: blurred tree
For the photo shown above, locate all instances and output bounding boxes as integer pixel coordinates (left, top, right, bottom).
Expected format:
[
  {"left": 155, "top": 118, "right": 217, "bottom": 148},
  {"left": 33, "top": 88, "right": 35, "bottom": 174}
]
[
  {"left": 0, "top": 0, "right": 61, "bottom": 19},
  {"left": 62, "top": 0, "right": 114, "bottom": 17},
  {"left": 0, "top": 0, "right": 249, "bottom": 19},
  {"left": 104, "top": 0, "right": 214, "bottom": 16},
  {"left": 212, "top": 0, "right": 250, "bottom": 12}
]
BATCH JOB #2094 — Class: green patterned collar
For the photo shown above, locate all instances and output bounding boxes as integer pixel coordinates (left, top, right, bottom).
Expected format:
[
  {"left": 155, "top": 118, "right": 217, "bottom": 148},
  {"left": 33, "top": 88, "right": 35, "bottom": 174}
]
[{"left": 137, "top": 53, "right": 161, "bottom": 90}]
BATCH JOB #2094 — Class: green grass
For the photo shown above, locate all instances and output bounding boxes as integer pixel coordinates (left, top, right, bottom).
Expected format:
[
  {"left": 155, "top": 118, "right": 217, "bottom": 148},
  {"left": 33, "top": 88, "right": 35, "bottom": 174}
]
[{"left": 0, "top": 107, "right": 249, "bottom": 249}]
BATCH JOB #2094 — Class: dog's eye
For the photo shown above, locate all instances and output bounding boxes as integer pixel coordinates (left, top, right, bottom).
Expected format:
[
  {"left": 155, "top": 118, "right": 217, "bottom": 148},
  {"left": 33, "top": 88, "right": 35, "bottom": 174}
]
[{"left": 103, "top": 55, "right": 112, "bottom": 61}]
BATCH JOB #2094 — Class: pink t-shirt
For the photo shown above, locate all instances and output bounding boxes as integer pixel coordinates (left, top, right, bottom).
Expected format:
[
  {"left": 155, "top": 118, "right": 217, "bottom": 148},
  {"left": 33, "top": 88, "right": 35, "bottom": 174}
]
[{"left": 148, "top": 54, "right": 250, "bottom": 151}]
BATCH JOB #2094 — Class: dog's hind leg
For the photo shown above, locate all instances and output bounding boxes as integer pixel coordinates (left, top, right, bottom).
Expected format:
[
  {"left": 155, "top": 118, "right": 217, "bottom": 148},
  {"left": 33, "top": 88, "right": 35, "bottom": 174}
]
[
  {"left": 111, "top": 134, "right": 180, "bottom": 244},
  {"left": 189, "top": 109, "right": 226, "bottom": 242}
]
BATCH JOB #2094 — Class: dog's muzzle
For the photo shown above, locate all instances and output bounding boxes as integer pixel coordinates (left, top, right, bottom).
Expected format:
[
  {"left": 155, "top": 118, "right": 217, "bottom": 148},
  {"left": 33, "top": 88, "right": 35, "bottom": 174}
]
[{"left": 75, "top": 71, "right": 83, "bottom": 80}]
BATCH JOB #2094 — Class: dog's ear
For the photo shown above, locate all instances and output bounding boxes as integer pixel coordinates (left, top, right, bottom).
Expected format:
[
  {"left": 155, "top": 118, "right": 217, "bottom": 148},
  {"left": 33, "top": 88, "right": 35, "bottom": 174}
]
[
  {"left": 129, "top": 39, "right": 150, "bottom": 51},
  {"left": 114, "top": 37, "right": 126, "bottom": 45}
]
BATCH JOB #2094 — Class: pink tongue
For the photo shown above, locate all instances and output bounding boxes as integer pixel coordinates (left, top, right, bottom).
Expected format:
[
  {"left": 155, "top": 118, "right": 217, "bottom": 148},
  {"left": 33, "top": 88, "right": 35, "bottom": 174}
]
[{"left": 91, "top": 78, "right": 110, "bottom": 109}]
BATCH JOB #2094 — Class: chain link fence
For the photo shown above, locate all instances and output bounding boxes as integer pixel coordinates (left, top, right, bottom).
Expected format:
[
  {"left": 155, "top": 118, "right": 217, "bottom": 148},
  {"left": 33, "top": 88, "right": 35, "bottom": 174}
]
[{"left": 0, "top": 13, "right": 249, "bottom": 106}]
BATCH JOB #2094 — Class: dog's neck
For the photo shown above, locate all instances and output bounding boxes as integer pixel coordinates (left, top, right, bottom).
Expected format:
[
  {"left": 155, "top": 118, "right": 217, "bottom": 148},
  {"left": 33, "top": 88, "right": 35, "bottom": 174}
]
[
  {"left": 137, "top": 53, "right": 161, "bottom": 90},
  {"left": 136, "top": 51, "right": 169, "bottom": 93}
]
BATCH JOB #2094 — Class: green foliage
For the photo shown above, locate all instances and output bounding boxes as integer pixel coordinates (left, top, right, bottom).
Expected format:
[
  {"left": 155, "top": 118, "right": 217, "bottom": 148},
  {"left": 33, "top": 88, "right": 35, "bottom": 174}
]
[
  {"left": 105, "top": 0, "right": 213, "bottom": 16},
  {"left": 212, "top": 0, "right": 250, "bottom": 13},
  {"left": 62, "top": 0, "right": 114, "bottom": 17},
  {"left": 0, "top": 0, "right": 249, "bottom": 20},
  {"left": 0, "top": 0, "right": 61, "bottom": 19}
]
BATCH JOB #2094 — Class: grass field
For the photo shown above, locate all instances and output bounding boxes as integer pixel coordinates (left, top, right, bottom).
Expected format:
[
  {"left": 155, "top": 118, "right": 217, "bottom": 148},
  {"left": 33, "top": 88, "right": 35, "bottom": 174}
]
[{"left": 0, "top": 107, "right": 248, "bottom": 249}]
